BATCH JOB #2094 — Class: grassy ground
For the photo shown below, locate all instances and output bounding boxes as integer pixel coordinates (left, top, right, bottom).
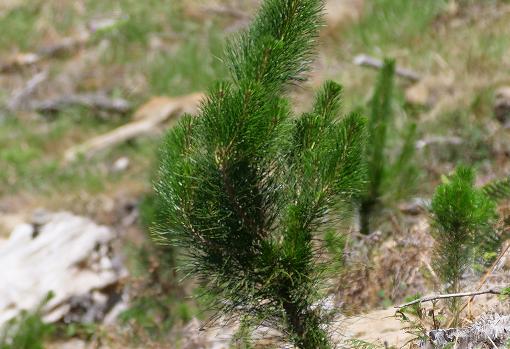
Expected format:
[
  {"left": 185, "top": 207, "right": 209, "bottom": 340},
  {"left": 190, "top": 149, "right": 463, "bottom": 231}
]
[
  {"left": 0, "top": 0, "right": 230, "bottom": 213},
  {"left": 1, "top": 0, "right": 510, "bottom": 346},
  {"left": 3, "top": 0, "right": 509, "bottom": 210}
]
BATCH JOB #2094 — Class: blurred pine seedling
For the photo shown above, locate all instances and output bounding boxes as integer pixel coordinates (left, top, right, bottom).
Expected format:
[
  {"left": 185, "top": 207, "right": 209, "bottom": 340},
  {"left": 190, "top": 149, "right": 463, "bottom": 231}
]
[{"left": 360, "top": 59, "right": 418, "bottom": 235}]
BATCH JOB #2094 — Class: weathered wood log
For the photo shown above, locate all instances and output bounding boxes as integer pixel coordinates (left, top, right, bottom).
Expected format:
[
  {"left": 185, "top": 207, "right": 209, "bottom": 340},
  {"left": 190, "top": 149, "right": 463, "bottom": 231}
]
[
  {"left": 427, "top": 314, "right": 510, "bottom": 349},
  {"left": 0, "top": 211, "right": 126, "bottom": 326}
]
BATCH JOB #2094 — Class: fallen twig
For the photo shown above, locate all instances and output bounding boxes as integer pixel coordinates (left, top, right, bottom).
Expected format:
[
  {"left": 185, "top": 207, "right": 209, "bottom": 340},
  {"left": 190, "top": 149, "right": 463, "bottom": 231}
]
[
  {"left": 1, "top": 33, "right": 90, "bottom": 73},
  {"left": 36, "top": 32, "right": 90, "bottom": 58},
  {"left": 395, "top": 289, "right": 502, "bottom": 309},
  {"left": 0, "top": 53, "right": 40, "bottom": 73},
  {"left": 202, "top": 4, "right": 248, "bottom": 19},
  {"left": 29, "top": 92, "right": 132, "bottom": 114},
  {"left": 7, "top": 70, "right": 49, "bottom": 111},
  {"left": 0, "top": 17, "right": 134, "bottom": 73},
  {"left": 353, "top": 54, "right": 421, "bottom": 82},
  {"left": 64, "top": 93, "right": 203, "bottom": 162},
  {"left": 415, "top": 136, "right": 463, "bottom": 149}
]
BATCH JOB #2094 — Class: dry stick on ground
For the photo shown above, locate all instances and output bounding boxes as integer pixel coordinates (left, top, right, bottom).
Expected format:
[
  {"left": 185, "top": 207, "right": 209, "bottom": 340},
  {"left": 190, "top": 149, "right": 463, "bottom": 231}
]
[
  {"left": 395, "top": 289, "right": 503, "bottom": 309},
  {"left": 64, "top": 93, "right": 204, "bottom": 162},
  {"left": 29, "top": 93, "right": 132, "bottom": 114},
  {"left": 353, "top": 54, "right": 421, "bottom": 82},
  {"left": 6, "top": 70, "right": 49, "bottom": 111},
  {"left": 415, "top": 136, "right": 463, "bottom": 150},
  {"left": 0, "top": 33, "right": 90, "bottom": 73},
  {"left": 202, "top": 4, "right": 248, "bottom": 19},
  {"left": 0, "top": 16, "right": 123, "bottom": 73}
]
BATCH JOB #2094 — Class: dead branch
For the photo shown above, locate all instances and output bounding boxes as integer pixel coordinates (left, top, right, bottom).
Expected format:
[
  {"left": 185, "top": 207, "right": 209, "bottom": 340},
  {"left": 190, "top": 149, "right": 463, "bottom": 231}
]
[
  {"left": 7, "top": 70, "right": 49, "bottom": 111},
  {"left": 202, "top": 4, "right": 248, "bottom": 19},
  {"left": 29, "top": 93, "right": 132, "bottom": 114},
  {"left": 428, "top": 314, "right": 510, "bottom": 349},
  {"left": 415, "top": 136, "right": 463, "bottom": 149},
  {"left": 0, "top": 53, "right": 40, "bottom": 73},
  {"left": 64, "top": 93, "right": 204, "bottom": 162},
  {"left": 36, "top": 32, "right": 90, "bottom": 58},
  {"left": 353, "top": 54, "right": 421, "bottom": 82},
  {"left": 395, "top": 289, "right": 502, "bottom": 309},
  {"left": 1, "top": 33, "right": 90, "bottom": 73}
]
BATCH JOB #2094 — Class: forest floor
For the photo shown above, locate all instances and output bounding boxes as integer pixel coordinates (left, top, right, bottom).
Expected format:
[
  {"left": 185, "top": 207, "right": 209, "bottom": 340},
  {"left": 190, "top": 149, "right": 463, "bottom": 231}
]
[{"left": 1, "top": 0, "right": 510, "bottom": 348}]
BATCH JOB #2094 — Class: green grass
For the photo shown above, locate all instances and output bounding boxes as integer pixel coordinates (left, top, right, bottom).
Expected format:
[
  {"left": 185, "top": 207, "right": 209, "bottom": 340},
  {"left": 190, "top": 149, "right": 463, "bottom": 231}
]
[
  {"left": 89, "top": 0, "right": 185, "bottom": 64},
  {"left": 348, "top": 0, "right": 447, "bottom": 50},
  {"left": 0, "top": 294, "right": 55, "bottom": 349},
  {"left": 147, "top": 31, "right": 226, "bottom": 96},
  {"left": 0, "top": 111, "right": 157, "bottom": 197},
  {"left": 0, "top": 4, "right": 41, "bottom": 51}
]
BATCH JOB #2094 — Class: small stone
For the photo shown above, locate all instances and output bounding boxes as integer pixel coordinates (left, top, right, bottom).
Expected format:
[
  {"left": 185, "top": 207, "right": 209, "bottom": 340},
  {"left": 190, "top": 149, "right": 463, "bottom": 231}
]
[{"left": 112, "top": 157, "right": 130, "bottom": 172}]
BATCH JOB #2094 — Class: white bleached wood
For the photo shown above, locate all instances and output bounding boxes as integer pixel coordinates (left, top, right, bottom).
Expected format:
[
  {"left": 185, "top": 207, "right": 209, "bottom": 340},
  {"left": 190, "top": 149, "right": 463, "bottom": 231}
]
[{"left": 0, "top": 212, "right": 125, "bottom": 326}]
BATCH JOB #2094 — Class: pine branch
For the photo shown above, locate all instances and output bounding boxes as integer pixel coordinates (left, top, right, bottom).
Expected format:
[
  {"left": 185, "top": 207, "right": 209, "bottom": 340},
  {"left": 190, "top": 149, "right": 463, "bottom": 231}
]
[
  {"left": 482, "top": 176, "right": 510, "bottom": 201},
  {"left": 226, "top": 0, "right": 324, "bottom": 91}
]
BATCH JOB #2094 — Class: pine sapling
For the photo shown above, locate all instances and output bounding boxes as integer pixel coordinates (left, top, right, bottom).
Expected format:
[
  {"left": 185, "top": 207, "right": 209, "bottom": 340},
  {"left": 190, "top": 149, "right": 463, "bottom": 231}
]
[
  {"left": 429, "top": 166, "right": 497, "bottom": 324},
  {"left": 154, "top": 0, "right": 366, "bottom": 347},
  {"left": 360, "top": 60, "right": 417, "bottom": 234}
]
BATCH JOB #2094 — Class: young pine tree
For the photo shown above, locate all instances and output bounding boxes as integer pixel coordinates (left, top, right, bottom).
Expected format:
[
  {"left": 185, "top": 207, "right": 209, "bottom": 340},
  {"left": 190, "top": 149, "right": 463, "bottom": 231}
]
[
  {"left": 360, "top": 60, "right": 417, "bottom": 235},
  {"left": 154, "top": 0, "right": 366, "bottom": 347},
  {"left": 429, "top": 166, "right": 497, "bottom": 323}
]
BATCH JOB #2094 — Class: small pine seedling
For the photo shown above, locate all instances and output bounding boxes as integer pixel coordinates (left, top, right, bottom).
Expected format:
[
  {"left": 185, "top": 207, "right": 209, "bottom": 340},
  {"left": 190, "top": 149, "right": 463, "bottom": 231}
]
[
  {"left": 429, "top": 166, "right": 497, "bottom": 323},
  {"left": 360, "top": 59, "right": 417, "bottom": 234},
  {"left": 154, "top": 0, "right": 366, "bottom": 347}
]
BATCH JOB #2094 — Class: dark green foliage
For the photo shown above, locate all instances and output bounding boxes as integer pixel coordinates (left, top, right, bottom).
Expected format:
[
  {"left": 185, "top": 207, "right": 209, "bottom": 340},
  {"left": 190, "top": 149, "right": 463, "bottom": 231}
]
[
  {"left": 482, "top": 176, "right": 510, "bottom": 201},
  {"left": 360, "top": 60, "right": 417, "bottom": 234},
  {"left": 430, "top": 166, "right": 497, "bottom": 321},
  {"left": 0, "top": 294, "right": 55, "bottom": 349},
  {"left": 154, "top": 0, "right": 366, "bottom": 347}
]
